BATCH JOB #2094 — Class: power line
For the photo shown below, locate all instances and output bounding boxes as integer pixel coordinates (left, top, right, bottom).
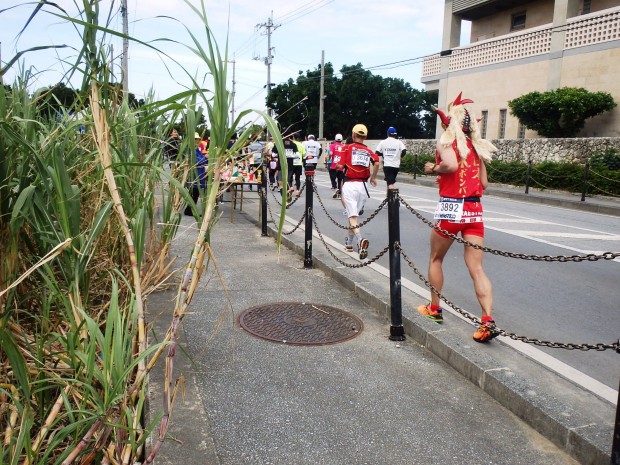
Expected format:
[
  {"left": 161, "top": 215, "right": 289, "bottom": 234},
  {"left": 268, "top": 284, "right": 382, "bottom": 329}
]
[
  {"left": 274, "top": 0, "right": 333, "bottom": 24},
  {"left": 264, "top": 9, "right": 615, "bottom": 88}
]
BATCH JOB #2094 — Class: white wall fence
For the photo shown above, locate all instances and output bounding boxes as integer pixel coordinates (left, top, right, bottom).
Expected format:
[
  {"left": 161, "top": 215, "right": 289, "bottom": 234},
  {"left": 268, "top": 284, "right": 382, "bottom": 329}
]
[{"left": 371, "top": 137, "right": 620, "bottom": 164}]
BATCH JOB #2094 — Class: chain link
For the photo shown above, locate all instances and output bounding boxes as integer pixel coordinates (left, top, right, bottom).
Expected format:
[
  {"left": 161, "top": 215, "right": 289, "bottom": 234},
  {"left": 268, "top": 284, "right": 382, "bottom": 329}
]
[
  {"left": 310, "top": 209, "right": 390, "bottom": 268},
  {"left": 311, "top": 179, "right": 351, "bottom": 229},
  {"left": 395, "top": 243, "right": 619, "bottom": 352},
  {"left": 261, "top": 182, "right": 620, "bottom": 352},
  {"left": 311, "top": 178, "right": 388, "bottom": 230},
  {"left": 398, "top": 196, "right": 620, "bottom": 263},
  {"left": 282, "top": 211, "right": 306, "bottom": 235},
  {"left": 265, "top": 195, "right": 306, "bottom": 235},
  {"left": 267, "top": 182, "right": 306, "bottom": 208}
]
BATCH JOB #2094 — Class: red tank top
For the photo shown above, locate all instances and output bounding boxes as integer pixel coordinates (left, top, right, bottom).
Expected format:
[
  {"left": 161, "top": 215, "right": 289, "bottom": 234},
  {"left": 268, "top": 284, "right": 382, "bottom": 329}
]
[{"left": 437, "top": 138, "right": 483, "bottom": 199}]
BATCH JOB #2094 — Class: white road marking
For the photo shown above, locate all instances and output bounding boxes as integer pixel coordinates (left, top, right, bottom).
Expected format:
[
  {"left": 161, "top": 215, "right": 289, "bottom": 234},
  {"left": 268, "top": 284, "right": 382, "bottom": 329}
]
[{"left": 493, "top": 230, "right": 620, "bottom": 240}]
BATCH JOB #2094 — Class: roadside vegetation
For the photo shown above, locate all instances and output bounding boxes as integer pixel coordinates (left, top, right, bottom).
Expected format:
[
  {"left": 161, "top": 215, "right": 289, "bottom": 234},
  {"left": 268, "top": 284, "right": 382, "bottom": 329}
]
[
  {"left": 400, "top": 148, "right": 620, "bottom": 197},
  {"left": 0, "top": 1, "right": 286, "bottom": 464}
]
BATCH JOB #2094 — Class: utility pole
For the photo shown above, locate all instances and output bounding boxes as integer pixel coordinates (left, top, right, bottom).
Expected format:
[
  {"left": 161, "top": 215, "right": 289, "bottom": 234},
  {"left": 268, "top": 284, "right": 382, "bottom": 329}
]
[
  {"left": 121, "top": 0, "right": 129, "bottom": 94},
  {"left": 230, "top": 54, "right": 236, "bottom": 124},
  {"left": 319, "top": 50, "right": 325, "bottom": 140},
  {"left": 255, "top": 12, "right": 280, "bottom": 120}
]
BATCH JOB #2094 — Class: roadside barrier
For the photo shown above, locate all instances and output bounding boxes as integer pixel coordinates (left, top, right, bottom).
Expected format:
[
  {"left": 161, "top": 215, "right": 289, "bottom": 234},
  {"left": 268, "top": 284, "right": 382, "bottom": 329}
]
[
  {"left": 259, "top": 171, "right": 620, "bottom": 461},
  {"left": 262, "top": 173, "right": 620, "bottom": 352}
]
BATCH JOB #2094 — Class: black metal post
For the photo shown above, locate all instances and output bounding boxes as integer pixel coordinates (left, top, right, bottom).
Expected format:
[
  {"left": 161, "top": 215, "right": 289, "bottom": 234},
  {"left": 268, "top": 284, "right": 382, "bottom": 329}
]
[
  {"left": 260, "top": 163, "right": 268, "bottom": 236},
  {"left": 581, "top": 160, "right": 590, "bottom": 202},
  {"left": 303, "top": 171, "right": 314, "bottom": 269},
  {"left": 612, "top": 375, "right": 620, "bottom": 464},
  {"left": 387, "top": 188, "right": 405, "bottom": 341},
  {"left": 525, "top": 159, "right": 532, "bottom": 194},
  {"left": 413, "top": 153, "right": 418, "bottom": 180}
]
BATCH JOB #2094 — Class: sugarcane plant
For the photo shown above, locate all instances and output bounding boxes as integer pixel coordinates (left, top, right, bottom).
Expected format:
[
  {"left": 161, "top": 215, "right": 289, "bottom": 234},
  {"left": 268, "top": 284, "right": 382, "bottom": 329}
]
[{"left": 0, "top": 1, "right": 288, "bottom": 464}]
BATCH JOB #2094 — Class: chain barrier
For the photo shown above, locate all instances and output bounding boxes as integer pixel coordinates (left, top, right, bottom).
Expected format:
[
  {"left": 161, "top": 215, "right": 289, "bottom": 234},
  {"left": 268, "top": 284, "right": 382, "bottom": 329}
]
[
  {"left": 267, "top": 182, "right": 306, "bottom": 208},
  {"left": 589, "top": 167, "right": 620, "bottom": 185},
  {"left": 265, "top": 198, "right": 306, "bottom": 236},
  {"left": 310, "top": 209, "right": 390, "bottom": 268},
  {"left": 285, "top": 182, "right": 306, "bottom": 207},
  {"left": 395, "top": 243, "right": 619, "bottom": 352},
  {"left": 263, "top": 178, "right": 619, "bottom": 352},
  {"left": 311, "top": 178, "right": 388, "bottom": 230},
  {"left": 584, "top": 171, "right": 620, "bottom": 198},
  {"left": 267, "top": 185, "right": 283, "bottom": 206},
  {"left": 398, "top": 195, "right": 620, "bottom": 263}
]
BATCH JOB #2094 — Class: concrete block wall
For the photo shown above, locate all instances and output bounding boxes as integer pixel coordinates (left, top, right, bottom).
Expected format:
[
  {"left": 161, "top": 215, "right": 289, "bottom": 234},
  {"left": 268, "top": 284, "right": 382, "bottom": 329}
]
[{"left": 367, "top": 137, "right": 620, "bottom": 164}]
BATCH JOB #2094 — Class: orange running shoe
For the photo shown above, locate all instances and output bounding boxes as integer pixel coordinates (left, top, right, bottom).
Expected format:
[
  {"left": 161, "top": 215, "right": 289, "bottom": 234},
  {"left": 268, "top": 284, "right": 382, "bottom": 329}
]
[
  {"left": 417, "top": 304, "right": 443, "bottom": 323},
  {"left": 473, "top": 320, "right": 500, "bottom": 343}
]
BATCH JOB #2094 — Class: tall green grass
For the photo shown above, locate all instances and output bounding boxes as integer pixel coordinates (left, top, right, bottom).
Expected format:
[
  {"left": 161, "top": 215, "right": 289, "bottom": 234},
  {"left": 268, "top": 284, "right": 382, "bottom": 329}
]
[{"left": 0, "top": 1, "right": 287, "bottom": 463}]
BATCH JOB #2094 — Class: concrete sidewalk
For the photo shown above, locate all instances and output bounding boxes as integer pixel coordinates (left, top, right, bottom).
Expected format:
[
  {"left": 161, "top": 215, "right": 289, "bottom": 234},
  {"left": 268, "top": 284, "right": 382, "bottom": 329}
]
[{"left": 147, "top": 185, "right": 617, "bottom": 465}]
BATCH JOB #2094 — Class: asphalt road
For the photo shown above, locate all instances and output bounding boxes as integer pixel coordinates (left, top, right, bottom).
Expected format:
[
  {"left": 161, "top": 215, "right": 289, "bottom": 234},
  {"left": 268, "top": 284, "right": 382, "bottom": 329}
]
[{"left": 275, "top": 171, "right": 620, "bottom": 391}]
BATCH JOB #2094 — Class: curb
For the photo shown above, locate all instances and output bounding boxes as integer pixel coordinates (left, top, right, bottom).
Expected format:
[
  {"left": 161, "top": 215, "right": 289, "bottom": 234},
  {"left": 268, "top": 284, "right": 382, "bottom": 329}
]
[{"left": 265, "top": 219, "right": 614, "bottom": 465}]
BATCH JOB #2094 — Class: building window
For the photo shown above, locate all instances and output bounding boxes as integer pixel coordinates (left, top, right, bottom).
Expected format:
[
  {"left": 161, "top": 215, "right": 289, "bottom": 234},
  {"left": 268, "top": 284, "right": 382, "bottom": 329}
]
[
  {"left": 582, "top": 0, "right": 591, "bottom": 14},
  {"left": 498, "top": 109, "right": 507, "bottom": 139},
  {"left": 480, "top": 111, "right": 488, "bottom": 139},
  {"left": 511, "top": 12, "right": 526, "bottom": 31},
  {"left": 518, "top": 122, "right": 526, "bottom": 139}
]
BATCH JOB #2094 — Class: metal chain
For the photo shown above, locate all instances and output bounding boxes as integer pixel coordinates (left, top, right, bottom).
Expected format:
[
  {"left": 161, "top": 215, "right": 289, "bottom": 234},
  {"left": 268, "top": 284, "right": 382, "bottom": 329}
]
[
  {"left": 266, "top": 196, "right": 277, "bottom": 225},
  {"left": 265, "top": 197, "right": 306, "bottom": 235},
  {"left": 282, "top": 211, "right": 306, "bottom": 235},
  {"left": 267, "top": 182, "right": 306, "bottom": 208},
  {"left": 396, "top": 243, "right": 619, "bottom": 352},
  {"left": 311, "top": 177, "right": 389, "bottom": 230},
  {"left": 310, "top": 209, "right": 390, "bottom": 268},
  {"left": 398, "top": 196, "right": 620, "bottom": 263},
  {"left": 285, "top": 182, "right": 306, "bottom": 208},
  {"left": 311, "top": 179, "right": 351, "bottom": 229}
]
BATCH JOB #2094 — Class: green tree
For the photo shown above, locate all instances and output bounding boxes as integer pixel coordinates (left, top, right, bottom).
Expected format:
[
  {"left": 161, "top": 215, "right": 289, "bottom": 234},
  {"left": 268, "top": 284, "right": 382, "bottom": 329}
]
[
  {"left": 267, "top": 62, "right": 437, "bottom": 139},
  {"left": 508, "top": 87, "right": 616, "bottom": 138}
]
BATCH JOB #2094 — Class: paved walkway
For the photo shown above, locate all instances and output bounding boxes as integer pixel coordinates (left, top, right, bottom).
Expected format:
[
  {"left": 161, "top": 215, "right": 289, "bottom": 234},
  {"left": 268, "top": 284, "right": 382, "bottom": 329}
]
[{"left": 147, "top": 181, "right": 618, "bottom": 464}]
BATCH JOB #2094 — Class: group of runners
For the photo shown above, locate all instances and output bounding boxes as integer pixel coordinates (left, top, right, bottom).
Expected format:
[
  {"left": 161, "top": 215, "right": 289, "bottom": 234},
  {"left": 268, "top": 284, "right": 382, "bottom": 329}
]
[
  {"left": 262, "top": 93, "right": 500, "bottom": 343},
  {"left": 164, "top": 92, "right": 501, "bottom": 343}
]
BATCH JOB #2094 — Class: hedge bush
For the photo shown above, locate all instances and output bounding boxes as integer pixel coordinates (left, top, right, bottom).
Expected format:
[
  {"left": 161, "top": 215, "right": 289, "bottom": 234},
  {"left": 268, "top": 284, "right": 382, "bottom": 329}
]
[{"left": 399, "top": 148, "right": 620, "bottom": 197}]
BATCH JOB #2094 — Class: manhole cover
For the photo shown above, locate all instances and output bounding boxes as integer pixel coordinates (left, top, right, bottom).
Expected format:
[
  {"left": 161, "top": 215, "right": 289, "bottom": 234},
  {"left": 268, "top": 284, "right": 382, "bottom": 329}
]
[{"left": 239, "top": 302, "right": 363, "bottom": 346}]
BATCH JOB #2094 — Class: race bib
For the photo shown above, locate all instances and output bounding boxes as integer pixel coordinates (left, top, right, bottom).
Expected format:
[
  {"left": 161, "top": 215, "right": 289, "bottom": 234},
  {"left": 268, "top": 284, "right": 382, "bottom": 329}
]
[
  {"left": 293, "top": 157, "right": 303, "bottom": 166},
  {"left": 306, "top": 146, "right": 319, "bottom": 156},
  {"left": 351, "top": 149, "right": 370, "bottom": 167},
  {"left": 383, "top": 148, "right": 398, "bottom": 159},
  {"left": 434, "top": 197, "right": 464, "bottom": 221},
  {"left": 285, "top": 148, "right": 295, "bottom": 158}
]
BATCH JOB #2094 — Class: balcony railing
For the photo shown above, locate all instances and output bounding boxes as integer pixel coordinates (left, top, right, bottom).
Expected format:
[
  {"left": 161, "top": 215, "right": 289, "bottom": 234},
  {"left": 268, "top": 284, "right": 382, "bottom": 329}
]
[{"left": 422, "top": 7, "right": 620, "bottom": 80}]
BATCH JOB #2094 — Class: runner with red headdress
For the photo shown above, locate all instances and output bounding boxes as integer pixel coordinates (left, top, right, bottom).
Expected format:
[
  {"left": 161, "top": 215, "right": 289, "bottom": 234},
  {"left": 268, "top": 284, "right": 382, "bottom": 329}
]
[{"left": 418, "top": 93, "right": 500, "bottom": 343}]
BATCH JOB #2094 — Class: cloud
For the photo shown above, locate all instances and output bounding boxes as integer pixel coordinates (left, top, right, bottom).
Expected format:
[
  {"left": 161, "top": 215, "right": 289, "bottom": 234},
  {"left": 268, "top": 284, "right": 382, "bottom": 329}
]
[{"left": 1, "top": 0, "right": 446, "bottom": 122}]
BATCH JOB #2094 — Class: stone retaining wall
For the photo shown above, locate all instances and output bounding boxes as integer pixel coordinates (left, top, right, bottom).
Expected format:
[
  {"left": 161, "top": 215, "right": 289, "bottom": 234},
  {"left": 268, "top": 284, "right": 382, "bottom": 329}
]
[{"left": 365, "top": 137, "right": 620, "bottom": 163}]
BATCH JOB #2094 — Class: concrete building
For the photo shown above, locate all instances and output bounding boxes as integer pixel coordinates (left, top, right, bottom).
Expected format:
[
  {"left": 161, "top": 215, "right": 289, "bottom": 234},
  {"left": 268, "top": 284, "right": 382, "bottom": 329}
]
[{"left": 422, "top": 0, "right": 620, "bottom": 139}]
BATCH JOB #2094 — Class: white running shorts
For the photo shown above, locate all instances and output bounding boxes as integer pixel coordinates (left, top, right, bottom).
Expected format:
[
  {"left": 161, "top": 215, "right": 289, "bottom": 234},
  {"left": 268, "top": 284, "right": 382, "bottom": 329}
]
[{"left": 341, "top": 181, "right": 367, "bottom": 218}]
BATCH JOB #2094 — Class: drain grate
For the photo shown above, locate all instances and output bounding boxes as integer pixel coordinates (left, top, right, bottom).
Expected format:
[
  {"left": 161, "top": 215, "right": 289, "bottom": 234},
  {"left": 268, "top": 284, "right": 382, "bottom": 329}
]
[{"left": 239, "top": 302, "right": 363, "bottom": 346}]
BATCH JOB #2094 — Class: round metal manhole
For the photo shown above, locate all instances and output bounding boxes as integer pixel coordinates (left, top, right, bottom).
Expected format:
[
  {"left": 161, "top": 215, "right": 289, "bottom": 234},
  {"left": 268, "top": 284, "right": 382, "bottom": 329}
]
[{"left": 239, "top": 302, "right": 363, "bottom": 346}]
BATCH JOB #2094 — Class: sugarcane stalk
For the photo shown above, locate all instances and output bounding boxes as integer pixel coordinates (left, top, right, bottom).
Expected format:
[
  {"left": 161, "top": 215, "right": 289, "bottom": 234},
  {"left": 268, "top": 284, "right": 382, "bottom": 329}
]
[
  {"left": 61, "top": 418, "right": 103, "bottom": 465},
  {"left": 24, "top": 386, "right": 70, "bottom": 465}
]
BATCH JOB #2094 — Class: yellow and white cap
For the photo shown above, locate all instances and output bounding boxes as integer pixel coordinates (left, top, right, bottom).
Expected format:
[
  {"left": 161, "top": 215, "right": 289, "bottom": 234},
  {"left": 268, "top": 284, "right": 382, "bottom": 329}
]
[{"left": 352, "top": 124, "right": 368, "bottom": 137}]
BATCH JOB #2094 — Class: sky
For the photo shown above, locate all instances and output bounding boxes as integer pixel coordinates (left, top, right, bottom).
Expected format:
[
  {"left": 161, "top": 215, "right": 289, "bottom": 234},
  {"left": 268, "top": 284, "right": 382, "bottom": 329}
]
[{"left": 1, "top": 0, "right": 471, "bottom": 126}]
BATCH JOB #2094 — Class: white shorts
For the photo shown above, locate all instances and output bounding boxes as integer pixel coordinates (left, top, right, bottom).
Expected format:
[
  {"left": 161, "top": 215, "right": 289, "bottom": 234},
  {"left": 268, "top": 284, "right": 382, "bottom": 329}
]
[{"left": 341, "top": 181, "right": 368, "bottom": 218}]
